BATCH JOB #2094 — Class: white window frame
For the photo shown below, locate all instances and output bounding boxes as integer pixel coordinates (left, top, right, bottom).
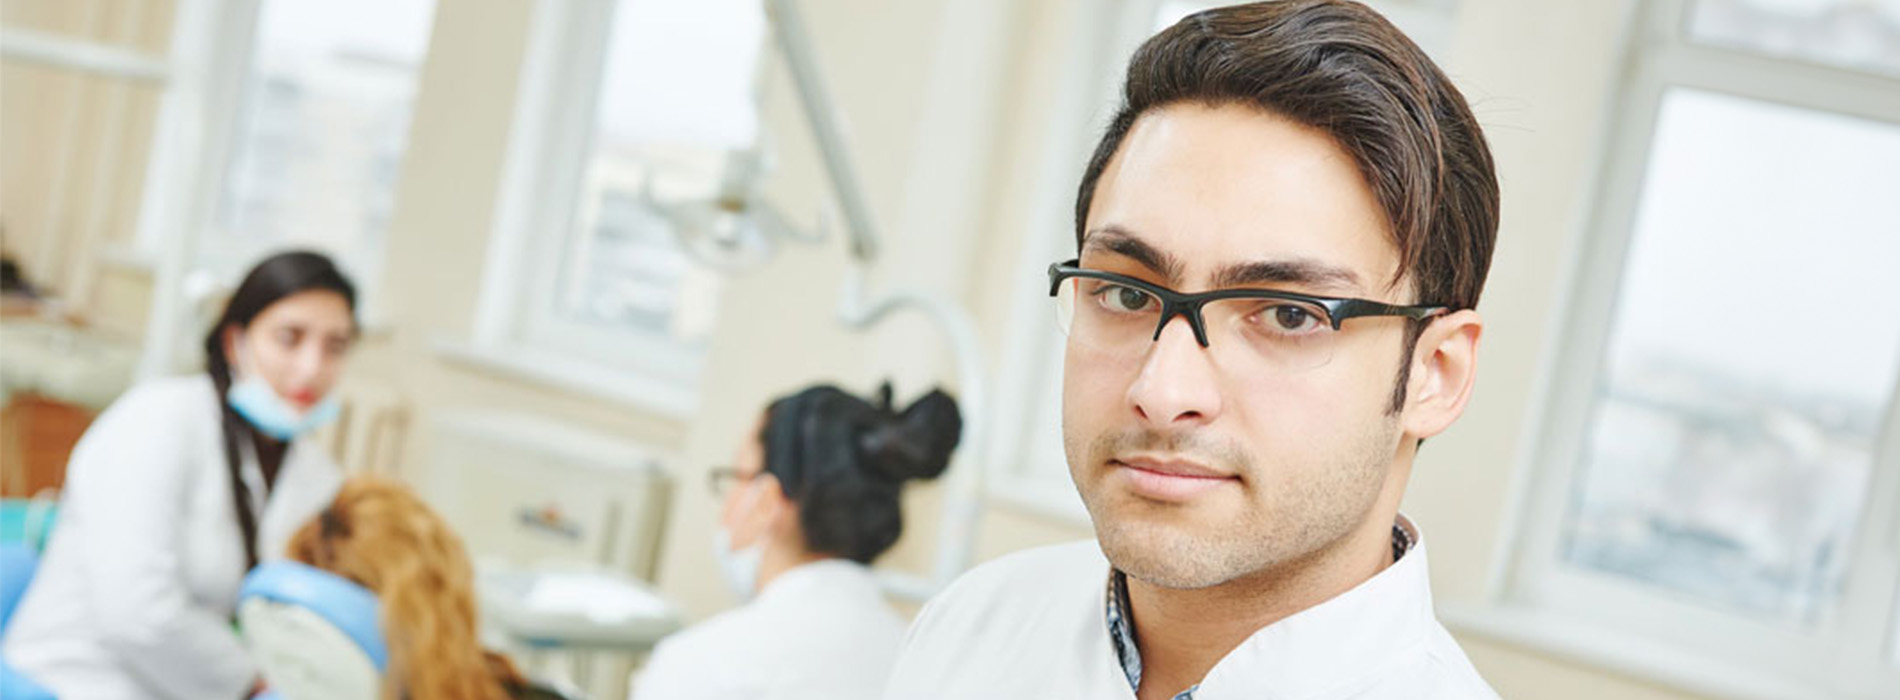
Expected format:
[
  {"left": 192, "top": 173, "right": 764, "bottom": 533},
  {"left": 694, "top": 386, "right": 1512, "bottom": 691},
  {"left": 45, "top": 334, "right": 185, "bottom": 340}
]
[
  {"left": 97, "top": 0, "right": 260, "bottom": 264},
  {"left": 980, "top": 0, "right": 1160, "bottom": 524},
  {"left": 96, "top": 0, "right": 432, "bottom": 376},
  {"left": 112, "top": 0, "right": 269, "bottom": 378},
  {"left": 1455, "top": 2, "right": 1900, "bottom": 699},
  {"left": 189, "top": 0, "right": 436, "bottom": 327},
  {"left": 454, "top": 0, "right": 710, "bottom": 420}
]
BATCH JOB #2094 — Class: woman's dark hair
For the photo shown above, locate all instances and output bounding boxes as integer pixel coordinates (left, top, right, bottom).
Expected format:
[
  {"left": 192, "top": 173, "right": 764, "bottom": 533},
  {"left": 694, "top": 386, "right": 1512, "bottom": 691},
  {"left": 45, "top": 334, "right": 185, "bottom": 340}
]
[
  {"left": 203, "top": 250, "right": 357, "bottom": 570},
  {"left": 761, "top": 383, "right": 962, "bottom": 564}
]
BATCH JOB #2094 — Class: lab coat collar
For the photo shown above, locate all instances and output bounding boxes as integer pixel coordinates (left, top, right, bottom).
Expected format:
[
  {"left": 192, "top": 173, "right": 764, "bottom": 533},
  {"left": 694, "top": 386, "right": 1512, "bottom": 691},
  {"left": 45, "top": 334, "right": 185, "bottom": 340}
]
[
  {"left": 754, "top": 558, "right": 881, "bottom": 607},
  {"left": 1192, "top": 515, "right": 1436, "bottom": 699}
]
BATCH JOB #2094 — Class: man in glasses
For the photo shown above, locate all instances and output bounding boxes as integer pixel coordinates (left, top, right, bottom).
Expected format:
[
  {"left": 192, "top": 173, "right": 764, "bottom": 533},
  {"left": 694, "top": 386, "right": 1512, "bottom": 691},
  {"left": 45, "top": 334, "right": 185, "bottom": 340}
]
[{"left": 884, "top": 1, "right": 1499, "bottom": 698}]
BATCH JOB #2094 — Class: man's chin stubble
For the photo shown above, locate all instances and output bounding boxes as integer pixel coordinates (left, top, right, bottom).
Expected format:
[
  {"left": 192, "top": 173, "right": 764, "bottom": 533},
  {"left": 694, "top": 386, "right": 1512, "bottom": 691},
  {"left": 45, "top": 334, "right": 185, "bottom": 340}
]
[{"left": 1092, "top": 511, "right": 1273, "bottom": 590}]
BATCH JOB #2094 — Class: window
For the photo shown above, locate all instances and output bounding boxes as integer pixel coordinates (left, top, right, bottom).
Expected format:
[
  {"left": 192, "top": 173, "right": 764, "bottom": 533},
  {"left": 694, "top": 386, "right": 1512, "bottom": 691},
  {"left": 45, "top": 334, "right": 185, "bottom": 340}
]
[
  {"left": 1564, "top": 89, "right": 1900, "bottom": 627},
  {"left": 1499, "top": 1, "right": 1900, "bottom": 696},
  {"left": 986, "top": 0, "right": 1462, "bottom": 520},
  {"left": 464, "top": 0, "right": 763, "bottom": 414},
  {"left": 199, "top": 0, "right": 436, "bottom": 307},
  {"left": 533, "top": 0, "right": 759, "bottom": 354},
  {"left": 0, "top": 0, "right": 433, "bottom": 373},
  {"left": 1687, "top": 0, "right": 1900, "bottom": 78}
]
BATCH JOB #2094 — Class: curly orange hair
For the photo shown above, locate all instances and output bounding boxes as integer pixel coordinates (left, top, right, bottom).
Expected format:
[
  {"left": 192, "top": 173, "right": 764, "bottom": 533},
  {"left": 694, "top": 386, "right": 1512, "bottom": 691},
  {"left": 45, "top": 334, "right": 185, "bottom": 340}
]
[{"left": 287, "top": 476, "right": 525, "bottom": 700}]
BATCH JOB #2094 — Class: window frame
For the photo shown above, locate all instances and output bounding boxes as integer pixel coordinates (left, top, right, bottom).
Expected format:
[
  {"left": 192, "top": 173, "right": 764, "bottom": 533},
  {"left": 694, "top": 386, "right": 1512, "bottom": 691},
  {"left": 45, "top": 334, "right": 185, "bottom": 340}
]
[
  {"left": 178, "top": 0, "right": 436, "bottom": 329},
  {"left": 979, "top": 0, "right": 1158, "bottom": 524},
  {"left": 121, "top": 0, "right": 270, "bottom": 377},
  {"left": 1480, "top": 1, "right": 1900, "bottom": 698},
  {"left": 462, "top": 0, "right": 725, "bottom": 419}
]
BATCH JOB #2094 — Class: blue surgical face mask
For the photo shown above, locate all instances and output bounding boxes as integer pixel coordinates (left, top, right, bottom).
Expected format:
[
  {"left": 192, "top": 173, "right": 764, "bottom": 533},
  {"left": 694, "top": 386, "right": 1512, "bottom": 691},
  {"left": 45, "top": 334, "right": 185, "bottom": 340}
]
[{"left": 226, "top": 341, "right": 340, "bottom": 441}]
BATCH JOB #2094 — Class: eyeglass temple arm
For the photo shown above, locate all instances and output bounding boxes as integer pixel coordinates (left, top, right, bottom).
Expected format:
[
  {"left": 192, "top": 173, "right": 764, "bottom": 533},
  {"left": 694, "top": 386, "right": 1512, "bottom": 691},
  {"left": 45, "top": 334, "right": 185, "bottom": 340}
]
[{"left": 1333, "top": 298, "right": 1450, "bottom": 322}]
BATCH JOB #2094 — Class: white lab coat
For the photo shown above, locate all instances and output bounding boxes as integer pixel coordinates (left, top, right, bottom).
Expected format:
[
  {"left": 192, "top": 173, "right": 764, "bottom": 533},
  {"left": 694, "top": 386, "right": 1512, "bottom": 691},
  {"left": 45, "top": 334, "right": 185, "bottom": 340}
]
[
  {"left": 632, "top": 559, "right": 907, "bottom": 700},
  {"left": 884, "top": 521, "right": 1500, "bottom": 700},
  {"left": 1, "top": 374, "right": 343, "bottom": 700}
]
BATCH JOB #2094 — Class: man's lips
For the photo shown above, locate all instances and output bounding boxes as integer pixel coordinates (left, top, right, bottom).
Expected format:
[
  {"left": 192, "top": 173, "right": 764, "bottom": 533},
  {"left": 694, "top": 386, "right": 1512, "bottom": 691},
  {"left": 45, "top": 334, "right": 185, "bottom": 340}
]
[{"left": 1110, "top": 456, "right": 1238, "bottom": 502}]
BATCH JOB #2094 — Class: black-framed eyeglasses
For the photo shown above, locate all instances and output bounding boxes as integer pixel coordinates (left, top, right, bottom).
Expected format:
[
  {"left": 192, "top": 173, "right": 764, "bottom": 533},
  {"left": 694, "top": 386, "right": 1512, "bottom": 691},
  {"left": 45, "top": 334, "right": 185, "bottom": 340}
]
[
  {"left": 708, "top": 467, "right": 760, "bottom": 497},
  {"left": 1047, "top": 259, "right": 1447, "bottom": 373}
]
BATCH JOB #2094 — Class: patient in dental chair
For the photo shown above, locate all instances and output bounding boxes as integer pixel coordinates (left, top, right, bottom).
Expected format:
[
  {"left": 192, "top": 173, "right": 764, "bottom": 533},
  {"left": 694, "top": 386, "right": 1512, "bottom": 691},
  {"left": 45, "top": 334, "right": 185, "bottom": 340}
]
[{"left": 283, "top": 476, "right": 550, "bottom": 700}]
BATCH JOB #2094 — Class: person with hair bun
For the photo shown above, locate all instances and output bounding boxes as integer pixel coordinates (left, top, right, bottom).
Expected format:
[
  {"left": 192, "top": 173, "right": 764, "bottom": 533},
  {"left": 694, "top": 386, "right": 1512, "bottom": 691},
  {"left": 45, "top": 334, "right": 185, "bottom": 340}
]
[{"left": 630, "top": 383, "right": 962, "bottom": 700}]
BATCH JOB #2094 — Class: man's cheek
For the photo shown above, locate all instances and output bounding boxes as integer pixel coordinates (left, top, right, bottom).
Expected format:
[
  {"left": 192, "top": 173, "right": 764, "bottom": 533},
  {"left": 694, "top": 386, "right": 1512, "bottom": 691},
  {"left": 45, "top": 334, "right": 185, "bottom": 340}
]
[{"left": 1065, "top": 368, "right": 1126, "bottom": 427}]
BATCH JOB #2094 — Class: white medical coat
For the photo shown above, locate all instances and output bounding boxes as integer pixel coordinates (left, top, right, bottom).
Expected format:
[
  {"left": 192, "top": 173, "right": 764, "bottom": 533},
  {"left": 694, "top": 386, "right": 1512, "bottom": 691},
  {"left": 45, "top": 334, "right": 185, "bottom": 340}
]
[
  {"left": 884, "top": 526, "right": 1499, "bottom": 700},
  {"left": 632, "top": 559, "right": 907, "bottom": 700},
  {"left": 2, "top": 375, "right": 343, "bottom": 700}
]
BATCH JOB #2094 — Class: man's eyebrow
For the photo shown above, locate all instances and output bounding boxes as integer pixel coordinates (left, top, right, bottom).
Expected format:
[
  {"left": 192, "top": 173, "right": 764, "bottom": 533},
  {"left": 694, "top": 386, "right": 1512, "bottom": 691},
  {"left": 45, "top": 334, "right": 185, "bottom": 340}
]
[
  {"left": 1080, "top": 226, "right": 1183, "bottom": 282},
  {"left": 1212, "top": 258, "right": 1363, "bottom": 294}
]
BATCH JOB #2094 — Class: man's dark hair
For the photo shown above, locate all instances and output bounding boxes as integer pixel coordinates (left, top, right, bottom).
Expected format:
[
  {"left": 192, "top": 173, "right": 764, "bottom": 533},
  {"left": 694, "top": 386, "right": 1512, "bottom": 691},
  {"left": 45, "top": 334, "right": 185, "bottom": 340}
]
[{"left": 1074, "top": 0, "right": 1500, "bottom": 410}]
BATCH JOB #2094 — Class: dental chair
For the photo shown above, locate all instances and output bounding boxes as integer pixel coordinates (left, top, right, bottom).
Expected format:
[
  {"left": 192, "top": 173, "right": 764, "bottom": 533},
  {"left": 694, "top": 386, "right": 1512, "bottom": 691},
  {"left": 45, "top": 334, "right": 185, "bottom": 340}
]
[
  {"left": 237, "top": 562, "right": 577, "bottom": 700},
  {"left": 0, "top": 543, "right": 38, "bottom": 631},
  {"left": 238, "top": 561, "right": 388, "bottom": 700},
  {"left": 1, "top": 498, "right": 58, "bottom": 700},
  {"left": 0, "top": 545, "right": 55, "bottom": 700}
]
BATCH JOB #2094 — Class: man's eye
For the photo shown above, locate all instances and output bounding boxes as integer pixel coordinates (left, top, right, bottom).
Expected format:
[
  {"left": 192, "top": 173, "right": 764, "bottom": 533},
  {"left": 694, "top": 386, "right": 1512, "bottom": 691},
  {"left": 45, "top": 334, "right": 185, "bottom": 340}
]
[
  {"left": 1247, "top": 302, "right": 1328, "bottom": 335},
  {"left": 1096, "top": 284, "right": 1156, "bottom": 313}
]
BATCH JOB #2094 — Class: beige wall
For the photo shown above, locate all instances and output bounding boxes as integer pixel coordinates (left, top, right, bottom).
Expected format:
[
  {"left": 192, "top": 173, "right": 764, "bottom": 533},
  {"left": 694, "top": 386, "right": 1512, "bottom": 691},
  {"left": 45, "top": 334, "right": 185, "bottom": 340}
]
[
  {"left": 1, "top": 0, "right": 172, "bottom": 321},
  {"left": 15, "top": 0, "right": 1730, "bottom": 698}
]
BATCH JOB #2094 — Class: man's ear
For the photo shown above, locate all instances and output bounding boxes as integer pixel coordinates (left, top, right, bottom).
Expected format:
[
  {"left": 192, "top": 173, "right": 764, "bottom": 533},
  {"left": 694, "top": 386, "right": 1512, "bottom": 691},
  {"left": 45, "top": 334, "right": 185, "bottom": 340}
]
[{"left": 1400, "top": 309, "right": 1482, "bottom": 441}]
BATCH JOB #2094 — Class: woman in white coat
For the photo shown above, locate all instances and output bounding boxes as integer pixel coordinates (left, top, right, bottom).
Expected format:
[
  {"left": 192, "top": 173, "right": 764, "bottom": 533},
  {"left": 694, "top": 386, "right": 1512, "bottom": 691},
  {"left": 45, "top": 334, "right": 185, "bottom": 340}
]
[
  {"left": 2, "top": 251, "right": 358, "bottom": 699},
  {"left": 631, "top": 384, "right": 961, "bottom": 700}
]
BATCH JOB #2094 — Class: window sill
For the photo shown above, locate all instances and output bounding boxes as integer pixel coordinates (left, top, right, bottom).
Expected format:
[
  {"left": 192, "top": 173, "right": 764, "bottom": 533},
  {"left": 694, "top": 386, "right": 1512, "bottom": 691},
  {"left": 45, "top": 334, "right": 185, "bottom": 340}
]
[
  {"left": 432, "top": 338, "right": 699, "bottom": 421},
  {"left": 1441, "top": 602, "right": 1880, "bottom": 700}
]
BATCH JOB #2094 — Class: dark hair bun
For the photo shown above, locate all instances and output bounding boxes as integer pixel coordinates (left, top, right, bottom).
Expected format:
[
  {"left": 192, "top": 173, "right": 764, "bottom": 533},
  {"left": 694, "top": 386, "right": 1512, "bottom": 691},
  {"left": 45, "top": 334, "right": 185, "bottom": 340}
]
[
  {"left": 858, "top": 387, "right": 961, "bottom": 482},
  {"left": 762, "top": 382, "right": 962, "bottom": 563}
]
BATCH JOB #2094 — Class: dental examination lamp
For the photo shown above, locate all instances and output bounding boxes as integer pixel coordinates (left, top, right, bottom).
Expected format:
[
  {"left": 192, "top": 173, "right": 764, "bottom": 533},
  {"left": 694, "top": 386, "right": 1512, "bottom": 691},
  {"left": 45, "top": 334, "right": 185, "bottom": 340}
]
[{"left": 641, "top": 0, "right": 988, "bottom": 602}]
